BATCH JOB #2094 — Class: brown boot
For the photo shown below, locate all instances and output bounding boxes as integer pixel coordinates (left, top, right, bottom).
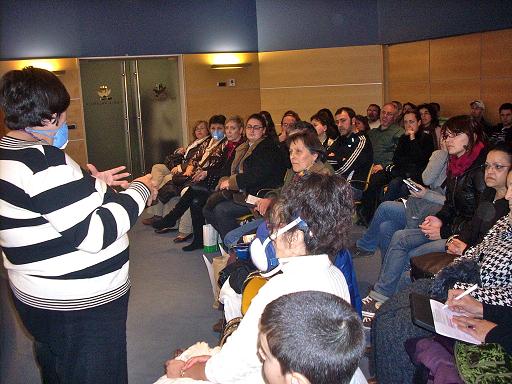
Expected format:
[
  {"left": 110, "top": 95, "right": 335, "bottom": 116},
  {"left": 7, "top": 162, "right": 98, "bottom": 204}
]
[{"left": 141, "top": 215, "right": 161, "bottom": 226}]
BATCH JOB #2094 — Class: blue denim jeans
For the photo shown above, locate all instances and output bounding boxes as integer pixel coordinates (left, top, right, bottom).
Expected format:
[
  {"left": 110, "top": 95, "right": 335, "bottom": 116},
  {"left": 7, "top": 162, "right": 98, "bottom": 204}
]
[
  {"left": 371, "top": 228, "right": 446, "bottom": 299},
  {"left": 224, "top": 218, "right": 264, "bottom": 248},
  {"left": 356, "top": 201, "right": 407, "bottom": 258}
]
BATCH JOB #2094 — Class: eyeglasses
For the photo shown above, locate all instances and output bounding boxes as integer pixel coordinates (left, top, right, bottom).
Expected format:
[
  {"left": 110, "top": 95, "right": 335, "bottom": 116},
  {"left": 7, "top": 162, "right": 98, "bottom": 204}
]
[
  {"left": 246, "top": 124, "right": 264, "bottom": 131},
  {"left": 282, "top": 123, "right": 295, "bottom": 128},
  {"left": 484, "top": 163, "right": 511, "bottom": 171},
  {"left": 442, "top": 131, "right": 464, "bottom": 140}
]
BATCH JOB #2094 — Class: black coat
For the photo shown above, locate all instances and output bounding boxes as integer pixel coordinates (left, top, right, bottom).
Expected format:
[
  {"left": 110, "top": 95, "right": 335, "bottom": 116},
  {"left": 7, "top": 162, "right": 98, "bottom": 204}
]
[
  {"left": 435, "top": 149, "right": 487, "bottom": 239},
  {"left": 387, "top": 131, "right": 435, "bottom": 183},
  {"left": 458, "top": 187, "right": 510, "bottom": 246},
  {"left": 228, "top": 136, "right": 287, "bottom": 195}
]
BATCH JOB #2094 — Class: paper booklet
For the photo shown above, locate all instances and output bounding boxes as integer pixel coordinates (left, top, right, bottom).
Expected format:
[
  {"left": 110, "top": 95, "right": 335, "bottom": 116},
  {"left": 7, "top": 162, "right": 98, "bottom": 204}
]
[{"left": 430, "top": 299, "right": 481, "bottom": 345}]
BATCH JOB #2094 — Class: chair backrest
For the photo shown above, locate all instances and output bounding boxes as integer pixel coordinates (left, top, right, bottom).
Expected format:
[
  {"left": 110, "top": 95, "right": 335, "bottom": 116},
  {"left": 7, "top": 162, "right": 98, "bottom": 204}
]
[
  {"left": 241, "top": 271, "right": 268, "bottom": 315},
  {"left": 349, "top": 163, "right": 374, "bottom": 204}
]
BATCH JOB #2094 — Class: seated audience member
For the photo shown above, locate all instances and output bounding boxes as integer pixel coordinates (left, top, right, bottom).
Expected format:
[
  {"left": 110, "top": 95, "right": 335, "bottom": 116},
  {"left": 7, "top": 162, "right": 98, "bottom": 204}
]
[
  {"left": 258, "top": 291, "right": 367, "bottom": 384},
  {"left": 372, "top": 178, "right": 512, "bottom": 383},
  {"left": 353, "top": 139, "right": 448, "bottom": 258},
  {"left": 366, "top": 103, "right": 381, "bottom": 129},
  {"left": 203, "top": 113, "right": 286, "bottom": 241},
  {"left": 391, "top": 100, "right": 403, "bottom": 124},
  {"left": 327, "top": 107, "right": 373, "bottom": 201},
  {"left": 278, "top": 110, "right": 300, "bottom": 142},
  {"left": 152, "top": 116, "right": 245, "bottom": 250},
  {"left": 310, "top": 110, "right": 339, "bottom": 148},
  {"left": 487, "top": 102, "right": 512, "bottom": 145},
  {"left": 431, "top": 101, "right": 448, "bottom": 127},
  {"left": 151, "top": 116, "right": 227, "bottom": 237},
  {"left": 354, "top": 115, "right": 370, "bottom": 134},
  {"left": 163, "top": 174, "right": 357, "bottom": 383},
  {"left": 143, "top": 119, "right": 210, "bottom": 226},
  {"left": 448, "top": 291, "right": 512, "bottom": 354},
  {"left": 402, "top": 102, "right": 417, "bottom": 114},
  {"left": 418, "top": 103, "right": 441, "bottom": 149},
  {"left": 469, "top": 99, "right": 492, "bottom": 133},
  {"left": 224, "top": 128, "right": 333, "bottom": 248},
  {"left": 359, "top": 102, "right": 402, "bottom": 222},
  {"left": 397, "top": 102, "right": 417, "bottom": 127},
  {"left": 362, "top": 116, "right": 488, "bottom": 322},
  {"left": 406, "top": 290, "right": 512, "bottom": 382},
  {"left": 382, "top": 109, "right": 435, "bottom": 201}
]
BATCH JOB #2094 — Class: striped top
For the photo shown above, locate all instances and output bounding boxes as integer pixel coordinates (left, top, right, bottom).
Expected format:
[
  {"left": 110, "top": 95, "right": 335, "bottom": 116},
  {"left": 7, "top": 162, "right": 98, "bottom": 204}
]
[{"left": 0, "top": 136, "right": 149, "bottom": 311}]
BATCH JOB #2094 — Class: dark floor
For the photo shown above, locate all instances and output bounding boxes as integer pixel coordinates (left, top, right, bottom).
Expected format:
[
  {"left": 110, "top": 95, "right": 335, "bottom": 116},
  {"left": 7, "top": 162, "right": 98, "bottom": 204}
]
[{"left": 0, "top": 216, "right": 380, "bottom": 384}]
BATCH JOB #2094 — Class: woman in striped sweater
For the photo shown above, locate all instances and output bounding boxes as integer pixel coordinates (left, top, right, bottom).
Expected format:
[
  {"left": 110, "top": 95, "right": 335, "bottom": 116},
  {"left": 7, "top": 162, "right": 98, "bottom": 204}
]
[{"left": 0, "top": 67, "right": 156, "bottom": 384}]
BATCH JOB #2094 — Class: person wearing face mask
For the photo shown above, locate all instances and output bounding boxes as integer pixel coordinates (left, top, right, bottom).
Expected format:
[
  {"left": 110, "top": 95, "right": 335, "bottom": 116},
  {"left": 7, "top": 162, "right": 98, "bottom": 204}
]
[
  {"left": 152, "top": 116, "right": 245, "bottom": 249},
  {"left": 160, "top": 174, "right": 367, "bottom": 384},
  {"left": 143, "top": 119, "right": 210, "bottom": 226},
  {"left": 0, "top": 67, "right": 157, "bottom": 383}
]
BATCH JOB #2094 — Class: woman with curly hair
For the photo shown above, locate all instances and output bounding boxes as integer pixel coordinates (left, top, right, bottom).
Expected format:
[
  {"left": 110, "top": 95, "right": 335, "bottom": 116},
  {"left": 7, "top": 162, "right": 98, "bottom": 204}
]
[{"left": 161, "top": 174, "right": 366, "bottom": 383}]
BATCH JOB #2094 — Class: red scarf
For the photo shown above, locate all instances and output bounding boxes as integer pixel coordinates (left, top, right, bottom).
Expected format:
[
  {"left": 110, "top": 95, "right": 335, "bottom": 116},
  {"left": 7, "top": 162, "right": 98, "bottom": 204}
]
[
  {"left": 226, "top": 138, "right": 244, "bottom": 160},
  {"left": 447, "top": 141, "right": 484, "bottom": 177}
]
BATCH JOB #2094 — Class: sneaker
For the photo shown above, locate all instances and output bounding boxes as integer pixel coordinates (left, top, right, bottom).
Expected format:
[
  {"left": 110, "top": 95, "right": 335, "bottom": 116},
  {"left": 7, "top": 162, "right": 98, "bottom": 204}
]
[
  {"left": 352, "top": 247, "right": 374, "bottom": 258},
  {"left": 361, "top": 295, "right": 382, "bottom": 328}
]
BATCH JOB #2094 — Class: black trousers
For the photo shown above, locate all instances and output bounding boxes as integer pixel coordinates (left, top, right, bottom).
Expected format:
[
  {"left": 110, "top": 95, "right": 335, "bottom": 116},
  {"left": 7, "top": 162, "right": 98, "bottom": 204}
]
[
  {"left": 13, "top": 292, "right": 129, "bottom": 384},
  {"left": 360, "top": 170, "right": 391, "bottom": 223}
]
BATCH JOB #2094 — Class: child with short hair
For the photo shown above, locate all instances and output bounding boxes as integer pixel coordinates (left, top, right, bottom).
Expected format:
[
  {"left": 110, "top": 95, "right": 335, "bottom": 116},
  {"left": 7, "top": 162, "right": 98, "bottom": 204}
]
[{"left": 258, "top": 291, "right": 367, "bottom": 384}]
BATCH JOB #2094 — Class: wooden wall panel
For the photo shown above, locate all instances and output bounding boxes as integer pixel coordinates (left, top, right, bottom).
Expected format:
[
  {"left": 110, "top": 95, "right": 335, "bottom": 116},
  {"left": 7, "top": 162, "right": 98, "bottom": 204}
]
[
  {"left": 259, "top": 46, "right": 384, "bottom": 133},
  {"left": 259, "top": 45, "right": 383, "bottom": 88},
  {"left": 260, "top": 84, "right": 382, "bottom": 125},
  {"left": 430, "top": 34, "right": 481, "bottom": 81},
  {"left": 183, "top": 53, "right": 261, "bottom": 131},
  {"left": 387, "top": 41, "right": 430, "bottom": 83},
  {"left": 481, "top": 78, "right": 512, "bottom": 123},
  {"left": 385, "top": 29, "right": 512, "bottom": 124},
  {"left": 481, "top": 29, "right": 512, "bottom": 79},
  {"left": 430, "top": 80, "right": 481, "bottom": 117},
  {"left": 65, "top": 140, "right": 88, "bottom": 168},
  {"left": 387, "top": 81, "right": 430, "bottom": 106}
]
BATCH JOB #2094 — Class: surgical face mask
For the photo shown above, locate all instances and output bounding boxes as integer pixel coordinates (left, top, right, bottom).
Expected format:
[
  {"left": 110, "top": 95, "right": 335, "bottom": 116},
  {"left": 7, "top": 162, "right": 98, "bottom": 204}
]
[
  {"left": 26, "top": 122, "right": 69, "bottom": 149},
  {"left": 211, "top": 130, "right": 225, "bottom": 141},
  {"left": 250, "top": 217, "right": 308, "bottom": 276}
]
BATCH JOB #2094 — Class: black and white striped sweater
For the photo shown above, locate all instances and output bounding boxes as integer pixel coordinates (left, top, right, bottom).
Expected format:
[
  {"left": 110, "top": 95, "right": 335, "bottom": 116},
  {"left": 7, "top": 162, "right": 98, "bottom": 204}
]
[{"left": 0, "top": 136, "right": 149, "bottom": 311}]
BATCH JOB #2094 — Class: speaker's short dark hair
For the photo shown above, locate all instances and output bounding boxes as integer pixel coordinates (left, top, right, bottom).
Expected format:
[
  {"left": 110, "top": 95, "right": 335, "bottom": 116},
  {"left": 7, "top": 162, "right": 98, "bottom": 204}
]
[
  {"left": 260, "top": 291, "right": 365, "bottom": 384},
  {"left": 0, "top": 67, "right": 70, "bottom": 130}
]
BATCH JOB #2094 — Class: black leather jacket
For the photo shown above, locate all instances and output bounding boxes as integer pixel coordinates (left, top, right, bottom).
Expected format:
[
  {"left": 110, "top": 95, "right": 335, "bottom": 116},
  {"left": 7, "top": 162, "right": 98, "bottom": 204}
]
[{"left": 435, "top": 149, "right": 487, "bottom": 239}]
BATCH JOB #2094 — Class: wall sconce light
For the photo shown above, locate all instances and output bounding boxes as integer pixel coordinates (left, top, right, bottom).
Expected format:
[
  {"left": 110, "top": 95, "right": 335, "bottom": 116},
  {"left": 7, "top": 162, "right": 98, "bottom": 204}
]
[
  {"left": 16, "top": 59, "right": 66, "bottom": 75},
  {"left": 209, "top": 53, "right": 251, "bottom": 70},
  {"left": 211, "top": 63, "right": 251, "bottom": 70}
]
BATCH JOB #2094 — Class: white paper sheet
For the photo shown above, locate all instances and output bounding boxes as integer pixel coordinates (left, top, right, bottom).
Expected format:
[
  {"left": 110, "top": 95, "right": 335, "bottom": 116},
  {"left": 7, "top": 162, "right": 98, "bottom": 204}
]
[{"left": 430, "top": 299, "right": 481, "bottom": 344}]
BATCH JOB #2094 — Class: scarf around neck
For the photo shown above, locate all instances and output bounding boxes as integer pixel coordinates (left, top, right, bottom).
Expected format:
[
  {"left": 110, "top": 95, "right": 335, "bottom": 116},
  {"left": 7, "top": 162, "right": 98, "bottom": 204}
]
[{"left": 447, "top": 141, "right": 484, "bottom": 177}]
